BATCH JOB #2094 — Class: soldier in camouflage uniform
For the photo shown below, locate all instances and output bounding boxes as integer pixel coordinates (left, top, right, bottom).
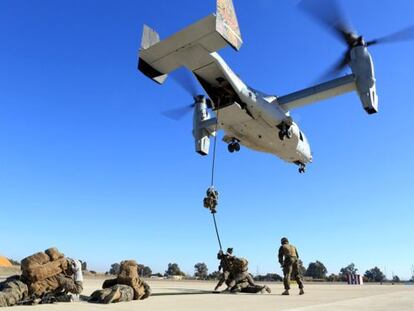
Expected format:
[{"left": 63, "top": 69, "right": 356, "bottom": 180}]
[
  {"left": 89, "top": 260, "right": 150, "bottom": 304},
  {"left": 214, "top": 248, "right": 234, "bottom": 291},
  {"left": 89, "top": 285, "right": 134, "bottom": 304},
  {"left": 0, "top": 257, "right": 83, "bottom": 307},
  {"left": 0, "top": 276, "right": 29, "bottom": 307},
  {"left": 226, "top": 257, "right": 271, "bottom": 294},
  {"left": 278, "top": 237, "right": 304, "bottom": 295}
]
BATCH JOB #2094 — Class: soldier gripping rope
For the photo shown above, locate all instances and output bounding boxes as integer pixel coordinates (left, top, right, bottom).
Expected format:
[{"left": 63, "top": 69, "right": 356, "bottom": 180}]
[
  {"left": 214, "top": 248, "right": 234, "bottom": 291},
  {"left": 204, "top": 187, "right": 219, "bottom": 214},
  {"left": 278, "top": 237, "right": 304, "bottom": 296},
  {"left": 89, "top": 260, "right": 151, "bottom": 304},
  {"left": 214, "top": 249, "right": 271, "bottom": 294},
  {"left": 0, "top": 247, "right": 83, "bottom": 307}
]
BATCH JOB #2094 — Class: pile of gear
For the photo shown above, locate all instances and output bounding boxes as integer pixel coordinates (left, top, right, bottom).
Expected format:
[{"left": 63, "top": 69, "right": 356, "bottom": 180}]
[
  {"left": 0, "top": 247, "right": 83, "bottom": 307},
  {"left": 214, "top": 248, "right": 271, "bottom": 294},
  {"left": 89, "top": 260, "right": 151, "bottom": 304},
  {"left": 0, "top": 249, "right": 152, "bottom": 308}
]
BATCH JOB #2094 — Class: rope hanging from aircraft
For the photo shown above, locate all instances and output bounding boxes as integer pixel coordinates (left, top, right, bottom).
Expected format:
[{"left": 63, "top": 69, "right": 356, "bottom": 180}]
[{"left": 203, "top": 104, "right": 223, "bottom": 251}]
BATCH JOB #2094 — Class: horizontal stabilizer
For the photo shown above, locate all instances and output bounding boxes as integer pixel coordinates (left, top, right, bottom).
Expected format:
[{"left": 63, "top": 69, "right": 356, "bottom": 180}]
[{"left": 138, "top": 0, "right": 243, "bottom": 84}]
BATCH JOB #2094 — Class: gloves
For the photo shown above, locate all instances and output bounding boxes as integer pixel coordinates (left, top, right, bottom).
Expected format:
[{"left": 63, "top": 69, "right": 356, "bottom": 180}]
[{"left": 70, "top": 259, "right": 83, "bottom": 283}]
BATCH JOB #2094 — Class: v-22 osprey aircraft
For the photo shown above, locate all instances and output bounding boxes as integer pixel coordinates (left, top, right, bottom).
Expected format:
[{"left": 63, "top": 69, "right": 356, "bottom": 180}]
[{"left": 138, "top": 0, "right": 413, "bottom": 173}]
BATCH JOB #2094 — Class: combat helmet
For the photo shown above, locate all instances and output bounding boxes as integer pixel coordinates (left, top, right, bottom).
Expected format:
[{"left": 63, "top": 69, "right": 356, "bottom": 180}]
[{"left": 281, "top": 237, "right": 289, "bottom": 245}]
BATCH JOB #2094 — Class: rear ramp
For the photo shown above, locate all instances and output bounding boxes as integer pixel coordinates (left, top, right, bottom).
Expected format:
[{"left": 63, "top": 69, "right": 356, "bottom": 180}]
[{"left": 138, "top": 0, "right": 243, "bottom": 84}]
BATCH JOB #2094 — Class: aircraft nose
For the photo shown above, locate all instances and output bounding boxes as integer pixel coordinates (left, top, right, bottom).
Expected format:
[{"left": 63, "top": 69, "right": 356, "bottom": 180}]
[{"left": 301, "top": 146, "right": 312, "bottom": 163}]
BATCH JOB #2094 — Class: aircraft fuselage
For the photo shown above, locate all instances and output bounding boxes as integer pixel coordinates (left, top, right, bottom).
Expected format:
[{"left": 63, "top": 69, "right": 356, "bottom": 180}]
[{"left": 202, "top": 53, "right": 312, "bottom": 166}]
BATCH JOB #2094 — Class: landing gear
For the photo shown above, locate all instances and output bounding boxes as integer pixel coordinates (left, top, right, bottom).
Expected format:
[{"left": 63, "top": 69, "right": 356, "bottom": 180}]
[
  {"left": 298, "top": 164, "right": 306, "bottom": 174},
  {"left": 228, "top": 139, "right": 240, "bottom": 153}
]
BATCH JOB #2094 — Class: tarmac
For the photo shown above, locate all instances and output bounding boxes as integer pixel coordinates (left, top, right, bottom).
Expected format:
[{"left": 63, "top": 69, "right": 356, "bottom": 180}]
[{"left": 1, "top": 277, "right": 414, "bottom": 310}]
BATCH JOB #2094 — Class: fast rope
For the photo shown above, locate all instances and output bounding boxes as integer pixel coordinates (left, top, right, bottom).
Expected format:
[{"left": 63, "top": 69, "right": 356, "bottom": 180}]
[{"left": 203, "top": 104, "right": 223, "bottom": 251}]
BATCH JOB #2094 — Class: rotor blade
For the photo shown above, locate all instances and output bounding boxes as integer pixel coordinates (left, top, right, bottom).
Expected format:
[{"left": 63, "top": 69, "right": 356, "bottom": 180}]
[
  {"left": 314, "top": 50, "right": 350, "bottom": 83},
  {"left": 367, "top": 25, "right": 414, "bottom": 46},
  {"left": 161, "top": 104, "right": 195, "bottom": 121},
  {"left": 299, "top": 0, "right": 353, "bottom": 45},
  {"left": 170, "top": 68, "right": 199, "bottom": 97}
]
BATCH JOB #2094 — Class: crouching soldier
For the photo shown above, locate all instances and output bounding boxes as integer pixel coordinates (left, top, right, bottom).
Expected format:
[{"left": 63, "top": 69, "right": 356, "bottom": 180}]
[
  {"left": 0, "top": 247, "right": 83, "bottom": 307},
  {"left": 214, "top": 248, "right": 234, "bottom": 291},
  {"left": 226, "top": 257, "right": 271, "bottom": 294},
  {"left": 89, "top": 260, "right": 151, "bottom": 304}
]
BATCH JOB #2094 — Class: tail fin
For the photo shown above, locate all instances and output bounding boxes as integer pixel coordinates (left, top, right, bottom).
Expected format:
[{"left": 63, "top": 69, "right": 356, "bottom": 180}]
[
  {"left": 216, "top": 0, "right": 243, "bottom": 51},
  {"left": 141, "top": 24, "right": 160, "bottom": 50},
  {"left": 138, "top": 25, "right": 168, "bottom": 84}
]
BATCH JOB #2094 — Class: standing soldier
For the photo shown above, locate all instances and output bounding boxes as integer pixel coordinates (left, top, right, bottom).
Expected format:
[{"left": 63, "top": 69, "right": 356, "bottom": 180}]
[{"left": 278, "top": 237, "right": 304, "bottom": 295}]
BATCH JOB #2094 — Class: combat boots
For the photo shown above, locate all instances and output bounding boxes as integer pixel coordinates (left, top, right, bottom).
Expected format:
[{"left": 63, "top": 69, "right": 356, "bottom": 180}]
[
  {"left": 299, "top": 288, "right": 305, "bottom": 295},
  {"left": 281, "top": 290, "right": 289, "bottom": 295},
  {"left": 260, "top": 285, "right": 271, "bottom": 294}
]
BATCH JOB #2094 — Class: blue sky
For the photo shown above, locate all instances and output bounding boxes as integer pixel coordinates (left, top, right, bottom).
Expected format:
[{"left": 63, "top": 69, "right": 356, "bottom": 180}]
[{"left": 1, "top": 0, "right": 413, "bottom": 279}]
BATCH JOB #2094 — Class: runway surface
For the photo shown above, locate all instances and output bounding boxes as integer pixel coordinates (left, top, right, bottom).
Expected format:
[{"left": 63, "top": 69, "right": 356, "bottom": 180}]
[{"left": 2, "top": 278, "right": 414, "bottom": 310}]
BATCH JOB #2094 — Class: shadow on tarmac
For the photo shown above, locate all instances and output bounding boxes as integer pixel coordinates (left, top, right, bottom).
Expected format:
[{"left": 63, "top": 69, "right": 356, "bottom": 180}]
[{"left": 151, "top": 288, "right": 213, "bottom": 296}]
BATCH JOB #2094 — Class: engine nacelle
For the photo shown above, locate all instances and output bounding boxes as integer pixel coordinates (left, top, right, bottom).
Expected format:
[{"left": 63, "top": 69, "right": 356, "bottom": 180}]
[
  {"left": 193, "top": 96, "right": 212, "bottom": 156},
  {"left": 349, "top": 46, "right": 378, "bottom": 114}
]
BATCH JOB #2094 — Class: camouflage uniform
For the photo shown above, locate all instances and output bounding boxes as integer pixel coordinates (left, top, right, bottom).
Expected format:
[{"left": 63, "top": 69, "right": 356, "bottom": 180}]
[
  {"left": 89, "top": 285, "right": 134, "bottom": 304},
  {"left": 278, "top": 238, "right": 304, "bottom": 294},
  {"left": 214, "top": 250, "right": 234, "bottom": 290},
  {"left": 90, "top": 260, "right": 150, "bottom": 304},
  {"left": 0, "top": 276, "right": 29, "bottom": 307},
  {"left": 225, "top": 258, "right": 271, "bottom": 294}
]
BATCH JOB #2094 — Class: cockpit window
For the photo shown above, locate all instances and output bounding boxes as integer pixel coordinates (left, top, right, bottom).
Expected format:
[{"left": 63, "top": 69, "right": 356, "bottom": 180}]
[{"left": 299, "top": 131, "right": 304, "bottom": 141}]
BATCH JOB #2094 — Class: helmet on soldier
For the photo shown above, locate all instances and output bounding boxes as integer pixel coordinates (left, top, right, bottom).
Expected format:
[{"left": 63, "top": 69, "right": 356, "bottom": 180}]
[
  {"left": 281, "top": 237, "right": 289, "bottom": 245},
  {"left": 226, "top": 247, "right": 233, "bottom": 255}
]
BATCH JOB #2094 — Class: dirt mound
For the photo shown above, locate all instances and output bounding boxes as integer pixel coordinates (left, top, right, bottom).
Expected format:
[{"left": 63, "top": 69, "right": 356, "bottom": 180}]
[{"left": 0, "top": 256, "right": 12, "bottom": 267}]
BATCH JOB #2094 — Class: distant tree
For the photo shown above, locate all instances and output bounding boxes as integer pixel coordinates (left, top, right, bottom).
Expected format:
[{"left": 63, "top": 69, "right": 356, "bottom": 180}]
[
  {"left": 194, "top": 263, "right": 208, "bottom": 279},
  {"left": 109, "top": 263, "right": 120, "bottom": 275},
  {"left": 81, "top": 261, "right": 88, "bottom": 271},
  {"left": 207, "top": 271, "right": 221, "bottom": 280},
  {"left": 298, "top": 259, "right": 307, "bottom": 276},
  {"left": 305, "top": 261, "right": 328, "bottom": 279},
  {"left": 8, "top": 259, "right": 20, "bottom": 266},
  {"left": 165, "top": 263, "right": 185, "bottom": 276},
  {"left": 327, "top": 273, "right": 340, "bottom": 282},
  {"left": 339, "top": 263, "right": 358, "bottom": 281},
  {"left": 392, "top": 275, "right": 400, "bottom": 283},
  {"left": 254, "top": 273, "right": 283, "bottom": 282},
  {"left": 90, "top": 270, "right": 97, "bottom": 275},
  {"left": 364, "top": 267, "right": 385, "bottom": 282},
  {"left": 137, "top": 265, "right": 152, "bottom": 277}
]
